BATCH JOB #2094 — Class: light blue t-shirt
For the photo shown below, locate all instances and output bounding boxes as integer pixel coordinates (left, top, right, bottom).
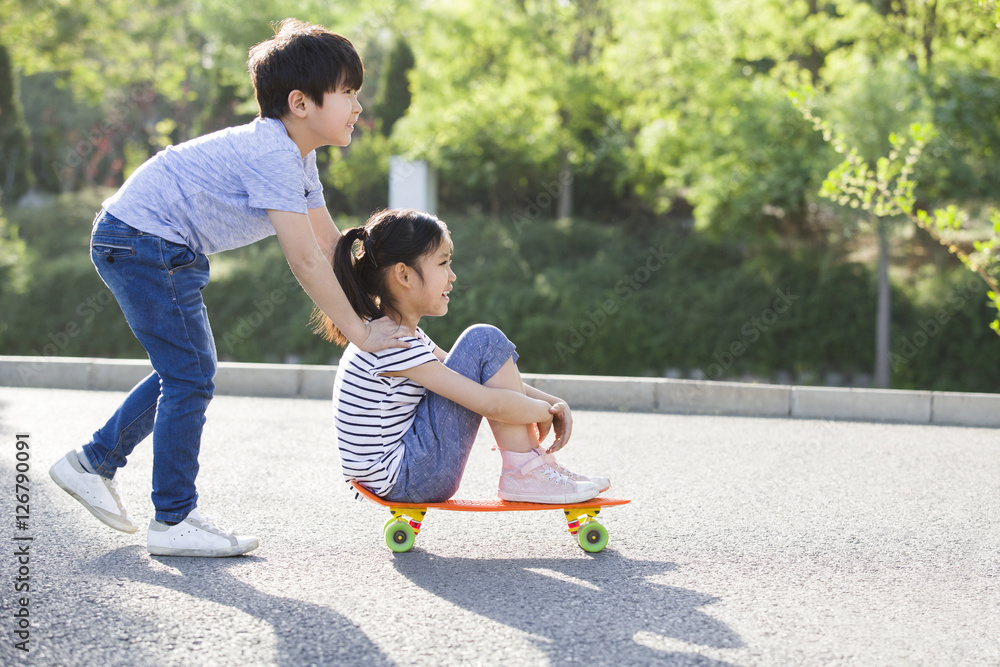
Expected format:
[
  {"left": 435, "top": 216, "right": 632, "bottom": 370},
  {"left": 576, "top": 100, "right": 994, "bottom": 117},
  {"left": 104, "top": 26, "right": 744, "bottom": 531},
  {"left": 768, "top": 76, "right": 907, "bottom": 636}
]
[{"left": 103, "top": 117, "right": 325, "bottom": 255}]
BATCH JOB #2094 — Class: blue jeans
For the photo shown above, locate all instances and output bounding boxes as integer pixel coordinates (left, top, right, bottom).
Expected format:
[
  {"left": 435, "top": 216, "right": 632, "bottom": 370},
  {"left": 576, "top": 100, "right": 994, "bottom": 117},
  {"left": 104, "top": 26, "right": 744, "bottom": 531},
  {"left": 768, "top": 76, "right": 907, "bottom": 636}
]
[
  {"left": 382, "top": 324, "right": 518, "bottom": 504},
  {"left": 82, "top": 211, "right": 216, "bottom": 523}
]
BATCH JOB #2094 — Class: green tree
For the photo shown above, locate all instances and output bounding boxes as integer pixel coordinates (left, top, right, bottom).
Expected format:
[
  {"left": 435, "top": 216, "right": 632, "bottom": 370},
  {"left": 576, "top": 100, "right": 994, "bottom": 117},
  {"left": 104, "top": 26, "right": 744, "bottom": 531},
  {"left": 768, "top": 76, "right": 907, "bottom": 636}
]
[
  {"left": 393, "top": 0, "right": 622, "bottom": 218},
  {"left": 0, "top": 42, "right": 33, "bottom": 204},
  {"left": 795, "top": 102, "right": 1000, "bottom": 344},
  {"left": 373, "top": 36, "right": 415, "bottom": 138},
  {"left": 0, "top": 201, "right": 28, "bottom": 349}
]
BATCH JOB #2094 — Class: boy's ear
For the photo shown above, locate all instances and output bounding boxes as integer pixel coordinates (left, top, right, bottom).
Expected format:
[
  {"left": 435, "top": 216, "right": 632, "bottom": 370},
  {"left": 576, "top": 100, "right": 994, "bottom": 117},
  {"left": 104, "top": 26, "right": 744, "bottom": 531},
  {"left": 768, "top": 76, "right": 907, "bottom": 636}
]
[{"left": 286, "top": 90, "right": 309, "bottom": 118}]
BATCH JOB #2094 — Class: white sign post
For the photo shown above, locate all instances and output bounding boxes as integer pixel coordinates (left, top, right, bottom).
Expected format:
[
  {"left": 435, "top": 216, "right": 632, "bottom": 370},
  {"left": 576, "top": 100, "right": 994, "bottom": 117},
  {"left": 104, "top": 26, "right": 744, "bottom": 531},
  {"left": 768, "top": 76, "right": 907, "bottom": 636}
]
[{"left": 388, "top": 156, "right": 438, "bottom": 215}]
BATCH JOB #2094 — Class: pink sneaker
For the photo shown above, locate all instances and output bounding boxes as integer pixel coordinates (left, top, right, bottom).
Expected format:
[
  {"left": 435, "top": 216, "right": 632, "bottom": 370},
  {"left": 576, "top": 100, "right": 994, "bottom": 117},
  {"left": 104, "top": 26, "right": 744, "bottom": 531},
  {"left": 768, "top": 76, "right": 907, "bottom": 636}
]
[
  {"left": 537, "top": 450, "right": 611, "bottom": 493},
  {"left": 498, "top": 454, "right": 599, "bottom": 504}
]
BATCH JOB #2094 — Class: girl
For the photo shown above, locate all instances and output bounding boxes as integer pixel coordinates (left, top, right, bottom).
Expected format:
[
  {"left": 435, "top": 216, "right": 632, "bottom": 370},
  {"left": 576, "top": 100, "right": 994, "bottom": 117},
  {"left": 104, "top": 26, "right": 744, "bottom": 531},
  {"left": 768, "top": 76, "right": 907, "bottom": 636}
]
[{"left": 317, "top": 209, "right": 610, "bottom": 504}]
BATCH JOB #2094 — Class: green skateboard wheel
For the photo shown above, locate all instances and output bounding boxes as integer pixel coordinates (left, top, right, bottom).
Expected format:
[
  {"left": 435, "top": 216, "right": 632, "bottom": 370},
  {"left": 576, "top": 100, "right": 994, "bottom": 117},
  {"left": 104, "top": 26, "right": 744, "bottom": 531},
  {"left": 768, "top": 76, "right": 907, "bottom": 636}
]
[
  {"left": 384, "top": 520, "right": 415, "bottom": 552},
  {"left": 577, "top": 522, "right": 608, "bottom": 552}
]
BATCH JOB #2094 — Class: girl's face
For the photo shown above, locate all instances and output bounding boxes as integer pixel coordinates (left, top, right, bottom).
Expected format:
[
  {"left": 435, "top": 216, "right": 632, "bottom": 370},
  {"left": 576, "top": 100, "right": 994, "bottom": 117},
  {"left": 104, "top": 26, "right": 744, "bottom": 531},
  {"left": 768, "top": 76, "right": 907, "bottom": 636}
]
[{"left": 410, "top": 237, "right": 456, "bottom": 320}]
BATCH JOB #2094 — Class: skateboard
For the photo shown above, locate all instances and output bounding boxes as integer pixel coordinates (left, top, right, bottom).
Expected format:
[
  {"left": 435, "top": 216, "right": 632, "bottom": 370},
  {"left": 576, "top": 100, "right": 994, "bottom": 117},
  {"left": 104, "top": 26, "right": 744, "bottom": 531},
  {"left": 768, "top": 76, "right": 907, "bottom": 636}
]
[{"left": 351, "top": 481, "right": 630, "bottom": 553}]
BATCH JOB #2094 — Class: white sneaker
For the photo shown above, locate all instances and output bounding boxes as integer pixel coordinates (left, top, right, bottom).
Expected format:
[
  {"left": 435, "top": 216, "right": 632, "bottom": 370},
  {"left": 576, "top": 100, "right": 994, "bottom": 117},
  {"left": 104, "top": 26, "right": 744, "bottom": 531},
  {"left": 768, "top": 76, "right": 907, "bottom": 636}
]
[
  {"left": 147, "top": 509, "right": 259, "bottom": 557},
  {"left": 537, "top": 449, "right": 611, "bottom": 493},
  {"left": 49, "top": 450, "right": 138, "bottom": 533},
  {"left": 498, "top": 454, "right": 600, "bottom": 504}
]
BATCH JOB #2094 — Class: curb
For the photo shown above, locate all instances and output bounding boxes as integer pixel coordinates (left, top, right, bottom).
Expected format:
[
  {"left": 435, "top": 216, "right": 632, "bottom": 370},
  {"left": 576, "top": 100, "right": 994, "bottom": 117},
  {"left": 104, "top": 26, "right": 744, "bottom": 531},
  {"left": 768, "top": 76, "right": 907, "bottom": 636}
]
[{"left": 1, "top": 355, "right": 997, "bottom": 428}]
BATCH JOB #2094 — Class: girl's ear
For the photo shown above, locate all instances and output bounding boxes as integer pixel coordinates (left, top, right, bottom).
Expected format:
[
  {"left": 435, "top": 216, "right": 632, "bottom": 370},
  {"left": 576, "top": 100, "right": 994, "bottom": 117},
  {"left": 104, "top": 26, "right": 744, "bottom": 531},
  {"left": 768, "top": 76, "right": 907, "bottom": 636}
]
[{"left": 389, "top": 262, "right": 410, "bottom": 288}]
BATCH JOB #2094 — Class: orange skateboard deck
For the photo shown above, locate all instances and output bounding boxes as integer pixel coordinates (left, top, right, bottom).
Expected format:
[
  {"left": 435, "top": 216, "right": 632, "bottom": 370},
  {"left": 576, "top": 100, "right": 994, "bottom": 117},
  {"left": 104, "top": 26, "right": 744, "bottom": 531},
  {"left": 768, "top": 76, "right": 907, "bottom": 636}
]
[{"left": 351, "top": 481, "right": 630, "bottom": 553}]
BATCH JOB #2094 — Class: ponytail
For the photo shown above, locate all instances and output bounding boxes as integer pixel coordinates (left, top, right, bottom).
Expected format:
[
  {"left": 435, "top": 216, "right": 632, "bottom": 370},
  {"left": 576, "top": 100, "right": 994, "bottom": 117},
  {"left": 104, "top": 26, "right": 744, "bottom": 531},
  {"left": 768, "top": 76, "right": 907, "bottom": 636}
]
[{"left": 310, "top": 208, "right": 449, "bottom": 346}]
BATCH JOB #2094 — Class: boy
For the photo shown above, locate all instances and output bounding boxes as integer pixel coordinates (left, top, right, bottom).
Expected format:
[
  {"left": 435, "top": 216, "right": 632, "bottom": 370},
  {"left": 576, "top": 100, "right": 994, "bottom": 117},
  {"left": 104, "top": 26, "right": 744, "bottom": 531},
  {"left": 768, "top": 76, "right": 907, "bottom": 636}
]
[{"left": 48, "top": 19, "right": 408, "bottom": 557}]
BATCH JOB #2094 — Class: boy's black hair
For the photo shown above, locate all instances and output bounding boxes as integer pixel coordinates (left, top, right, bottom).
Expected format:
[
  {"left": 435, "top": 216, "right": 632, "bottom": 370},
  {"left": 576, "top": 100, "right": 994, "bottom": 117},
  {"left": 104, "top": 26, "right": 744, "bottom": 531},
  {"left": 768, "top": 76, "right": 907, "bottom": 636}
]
[
  {"left": 311, "top": 209, "right": 450, "bottom": 346},
  {"left": 248, "top": 18, "right": 364, "bottom": 120}
]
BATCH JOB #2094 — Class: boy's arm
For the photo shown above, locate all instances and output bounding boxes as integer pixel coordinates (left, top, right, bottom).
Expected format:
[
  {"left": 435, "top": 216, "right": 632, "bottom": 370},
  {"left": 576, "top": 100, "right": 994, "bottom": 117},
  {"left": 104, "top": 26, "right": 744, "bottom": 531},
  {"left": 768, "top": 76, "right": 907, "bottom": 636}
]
[
  {"left": 307, "top": 205, "right": 340, "bottom": 263},
  {"left": 268, "top": 209, "right": 411, "bottom": 351}
]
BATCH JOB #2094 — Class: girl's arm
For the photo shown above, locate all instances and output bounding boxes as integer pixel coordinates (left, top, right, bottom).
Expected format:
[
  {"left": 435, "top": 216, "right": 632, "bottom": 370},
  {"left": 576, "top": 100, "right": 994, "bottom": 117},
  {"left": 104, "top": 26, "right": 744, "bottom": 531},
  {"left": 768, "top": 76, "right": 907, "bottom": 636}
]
[
  {"left": 268, "top": 209, "right": 411, "bottom": 351},
  {"left": 523, "top": 384, "right": 573, "bottom": 453},
  {"left": 524, "top": 384, "right": 560, "bottom": 405},
  {"left": 384, "top": 361, "right": 553, "bottom": 426}
]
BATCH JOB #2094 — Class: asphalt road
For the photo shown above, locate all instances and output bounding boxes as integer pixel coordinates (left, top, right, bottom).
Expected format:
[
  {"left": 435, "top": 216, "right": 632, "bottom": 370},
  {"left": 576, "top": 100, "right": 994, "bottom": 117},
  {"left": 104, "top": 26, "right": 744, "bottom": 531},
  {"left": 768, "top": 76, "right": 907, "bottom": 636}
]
[{"left": 0, "top": 386, "right": 997, "bottom": 666}]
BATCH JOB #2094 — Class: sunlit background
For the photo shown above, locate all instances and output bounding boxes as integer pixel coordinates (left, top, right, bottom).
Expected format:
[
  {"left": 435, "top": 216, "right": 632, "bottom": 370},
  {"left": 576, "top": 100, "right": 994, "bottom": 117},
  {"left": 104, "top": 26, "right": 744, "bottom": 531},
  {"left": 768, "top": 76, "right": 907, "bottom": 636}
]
[{"left": 1, "top": 0, "right": 998, "bottom": 392}]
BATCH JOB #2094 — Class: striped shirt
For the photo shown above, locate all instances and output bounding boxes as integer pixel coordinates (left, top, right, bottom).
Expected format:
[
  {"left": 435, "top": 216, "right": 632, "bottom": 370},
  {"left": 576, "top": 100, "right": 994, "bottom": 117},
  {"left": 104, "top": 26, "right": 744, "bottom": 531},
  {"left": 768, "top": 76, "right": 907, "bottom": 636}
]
[{"left": 333, "top": 328, "right": 439, "bottom": 495}]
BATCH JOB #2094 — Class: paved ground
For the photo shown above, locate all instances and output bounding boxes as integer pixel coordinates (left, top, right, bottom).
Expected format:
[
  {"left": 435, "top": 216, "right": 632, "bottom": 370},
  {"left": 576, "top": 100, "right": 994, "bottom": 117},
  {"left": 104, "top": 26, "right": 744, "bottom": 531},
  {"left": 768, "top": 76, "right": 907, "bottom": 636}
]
[{"left": 0, "top": 386, "right": 997, "bottom": 666}]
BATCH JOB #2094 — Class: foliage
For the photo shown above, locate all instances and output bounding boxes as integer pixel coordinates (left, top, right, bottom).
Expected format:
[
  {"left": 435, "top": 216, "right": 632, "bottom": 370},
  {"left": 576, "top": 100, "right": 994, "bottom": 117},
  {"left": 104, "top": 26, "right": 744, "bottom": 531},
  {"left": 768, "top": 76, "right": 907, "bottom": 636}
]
[
  {"left": 3, "top": 0, "right": 1000, "bottom": 389},
  {"left": 0, "top": 201, "right": 28, "bottom": 349},
  {"left": 793, "top": 91, "right": 1000, "bottom": 336},
  {"left": 322, "top": 122, "right": 393, "bottom": 217},
  {"left": 5, "top": 194, "right": 999, "bottom": 392},
  {"left": 393, "top": 0, "right": 622, "bottom": 216},
  {"left": 372, "top": 36, "right": 415, "bottom": 138},
  {"left": 0, "top": 43, "right": 33, "bottom": 204},
  {"left": 924, "top": 67, "right": 1000, "bottom": 202}
]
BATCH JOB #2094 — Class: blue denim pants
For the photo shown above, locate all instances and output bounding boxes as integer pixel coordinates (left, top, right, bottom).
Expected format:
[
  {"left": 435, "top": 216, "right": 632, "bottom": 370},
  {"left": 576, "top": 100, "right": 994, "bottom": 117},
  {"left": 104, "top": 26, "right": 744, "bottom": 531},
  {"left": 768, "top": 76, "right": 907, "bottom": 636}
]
[
  {"left": 382, "top": 324, "right": 518, "bottom": 504},
  {"left": 82, "top": 211, "right": 215, "bottom": 523}
]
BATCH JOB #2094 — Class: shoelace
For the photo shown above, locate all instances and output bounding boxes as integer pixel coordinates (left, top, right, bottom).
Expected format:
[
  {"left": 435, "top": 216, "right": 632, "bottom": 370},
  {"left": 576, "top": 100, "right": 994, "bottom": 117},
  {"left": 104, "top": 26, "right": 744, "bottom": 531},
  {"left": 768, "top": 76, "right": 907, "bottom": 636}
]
[
  {"left": 539, "top": 452, "right": 589, "bottom": 481},
  {"left": 540, "top": 454, "right": 578, "bottom": 480},
  {"left": 542, "top": 466, "right": 571, "bottom": 485},
  {"left": 106, "top": 476, "right": 128, "bottom": 508},
  {"left": 189, "top": 512, "right": 229, "bottom": 536},
  {"left": 520, "top": 455, "right": 571, "bottom": 485}
]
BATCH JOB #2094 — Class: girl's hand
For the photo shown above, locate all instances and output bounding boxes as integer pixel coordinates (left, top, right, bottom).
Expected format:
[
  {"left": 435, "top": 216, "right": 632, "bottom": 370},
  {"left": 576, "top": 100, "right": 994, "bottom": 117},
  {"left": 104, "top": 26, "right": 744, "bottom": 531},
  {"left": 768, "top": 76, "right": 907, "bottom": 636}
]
[
  {"left": 534, "top": 421, "right": 551, "bottom": 445},
  {"left": 360, "top": 317, "right": 412, "bottom": 352},
  {"left": 545, "top": 401, "right": 573, "bottom": 454}
]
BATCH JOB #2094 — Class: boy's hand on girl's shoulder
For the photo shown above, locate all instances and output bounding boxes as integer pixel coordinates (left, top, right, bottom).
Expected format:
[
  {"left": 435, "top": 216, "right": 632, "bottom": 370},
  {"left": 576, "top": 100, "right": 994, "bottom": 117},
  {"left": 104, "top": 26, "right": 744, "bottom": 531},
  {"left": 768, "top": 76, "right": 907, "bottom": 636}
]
[
  {"left": 360, "top": 316, "right": 413, "bottom": 352},
  {"left": 545, "top": 401, "right": 573, "bottom": 454}
]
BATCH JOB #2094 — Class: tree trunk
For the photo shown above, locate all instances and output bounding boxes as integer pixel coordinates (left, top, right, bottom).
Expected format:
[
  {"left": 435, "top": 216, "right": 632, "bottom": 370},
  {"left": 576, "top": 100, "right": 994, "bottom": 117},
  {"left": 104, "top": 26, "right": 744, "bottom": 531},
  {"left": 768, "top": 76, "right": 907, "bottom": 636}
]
[
  {"left": 874, "top": 218, "right": 891, "bottom": 388},
  {"left": 922, "top": 0, "right": 937, "bottom": 73},
  {"left": 557, "top": 151, "right": 573, "bottom": 221}
]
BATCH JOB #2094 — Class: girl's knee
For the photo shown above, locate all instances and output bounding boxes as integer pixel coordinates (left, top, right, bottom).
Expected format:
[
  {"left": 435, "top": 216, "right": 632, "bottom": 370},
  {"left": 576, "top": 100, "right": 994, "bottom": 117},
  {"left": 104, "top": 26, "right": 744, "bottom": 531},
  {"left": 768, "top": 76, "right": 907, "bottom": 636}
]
[
  {"left": 460, "top": 323, "right": 511, "bottom": 348},
  {"left": 447, "top": 324, "right": 518, "bottom": 383}
]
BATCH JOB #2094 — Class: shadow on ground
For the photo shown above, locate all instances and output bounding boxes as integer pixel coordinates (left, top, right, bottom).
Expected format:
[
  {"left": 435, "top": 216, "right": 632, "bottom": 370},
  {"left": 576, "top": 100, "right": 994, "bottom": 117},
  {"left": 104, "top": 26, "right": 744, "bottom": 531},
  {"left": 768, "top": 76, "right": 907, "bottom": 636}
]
[
  {"left": 83, "top": 547, "right": 392, "bottom": 666},
  {"left": 392, "top": 550, "right": 744, "bottom": 666}
]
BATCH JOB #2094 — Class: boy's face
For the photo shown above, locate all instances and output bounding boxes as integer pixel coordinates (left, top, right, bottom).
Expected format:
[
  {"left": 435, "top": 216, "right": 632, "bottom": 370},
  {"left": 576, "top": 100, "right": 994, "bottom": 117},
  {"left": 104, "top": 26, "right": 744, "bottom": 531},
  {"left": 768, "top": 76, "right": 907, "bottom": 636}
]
[{"left": 303, "top": 85, "right": 362, "bottom": 147}]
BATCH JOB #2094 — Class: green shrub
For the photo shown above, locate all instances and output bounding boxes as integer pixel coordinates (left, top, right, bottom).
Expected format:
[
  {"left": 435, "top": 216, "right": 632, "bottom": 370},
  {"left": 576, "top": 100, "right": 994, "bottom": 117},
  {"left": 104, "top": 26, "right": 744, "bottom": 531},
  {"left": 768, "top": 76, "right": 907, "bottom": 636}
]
[
  {"left": 0, "top": 44, "right": 33, "bottom": 205},
  {"left": 4, "top": 190, "right": 998, "bottom": 392}
]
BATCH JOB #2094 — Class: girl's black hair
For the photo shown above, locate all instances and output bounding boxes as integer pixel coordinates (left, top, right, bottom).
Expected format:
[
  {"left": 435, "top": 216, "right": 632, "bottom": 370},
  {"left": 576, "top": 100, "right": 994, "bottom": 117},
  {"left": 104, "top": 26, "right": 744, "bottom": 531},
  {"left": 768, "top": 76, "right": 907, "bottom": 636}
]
[
  {"left": 248, "top": 18, "right": 364, "bottom": 120},
  {"left": 312, "top": 209, "right": 450, "bottom": 346}
]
